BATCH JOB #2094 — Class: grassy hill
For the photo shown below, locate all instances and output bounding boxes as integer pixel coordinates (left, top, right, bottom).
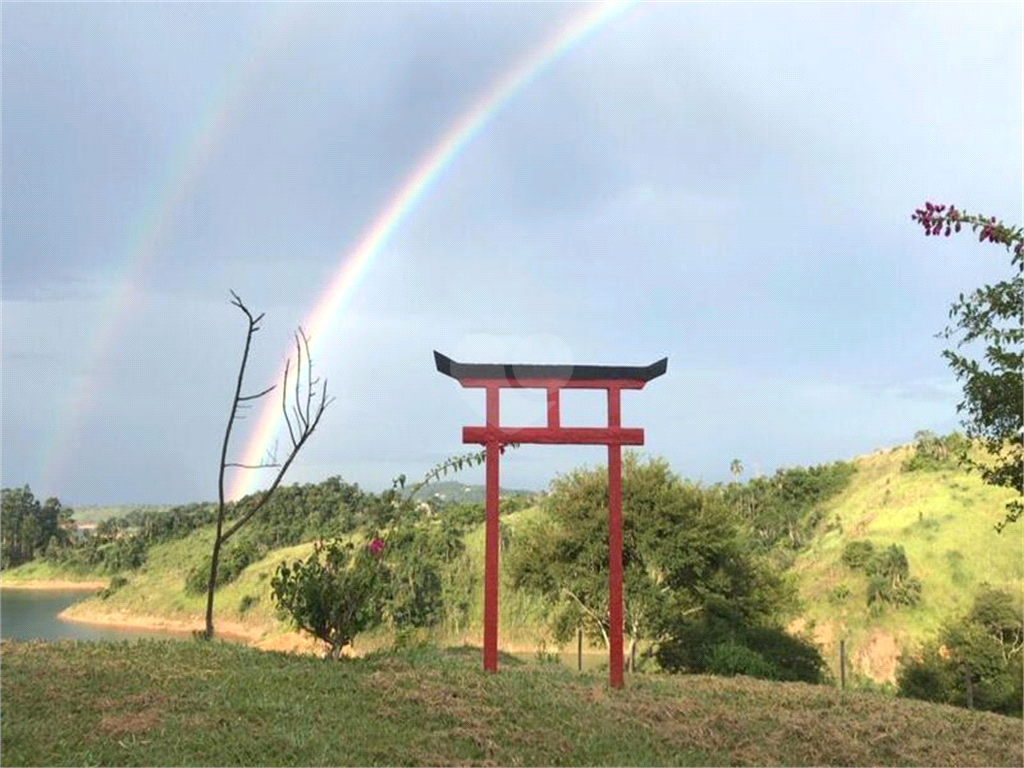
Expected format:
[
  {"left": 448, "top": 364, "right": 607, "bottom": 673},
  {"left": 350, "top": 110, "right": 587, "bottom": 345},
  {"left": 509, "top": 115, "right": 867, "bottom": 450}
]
[
  {"left": 790, "top": 444, "right": 1022, "bottom": 684},
  {"left": 2, "top": 639, "right": 1020, "bottom": 767},
  {"left": 4, "top": 441, "right": 1020, "bottom": 685}
]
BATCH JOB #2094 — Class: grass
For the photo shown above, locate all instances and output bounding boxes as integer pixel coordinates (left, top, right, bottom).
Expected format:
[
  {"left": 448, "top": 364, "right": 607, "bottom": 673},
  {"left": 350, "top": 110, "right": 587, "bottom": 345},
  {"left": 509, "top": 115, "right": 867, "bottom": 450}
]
[{"left": 2, "top": 639, "right": 1021, "bottom": 767}]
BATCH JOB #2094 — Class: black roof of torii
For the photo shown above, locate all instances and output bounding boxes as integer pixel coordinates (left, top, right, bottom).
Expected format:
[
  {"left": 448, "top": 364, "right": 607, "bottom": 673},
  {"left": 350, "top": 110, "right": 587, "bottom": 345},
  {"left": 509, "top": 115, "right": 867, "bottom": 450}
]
[{"left": 434, "top": 351, "right": 667, "bottom": 384}]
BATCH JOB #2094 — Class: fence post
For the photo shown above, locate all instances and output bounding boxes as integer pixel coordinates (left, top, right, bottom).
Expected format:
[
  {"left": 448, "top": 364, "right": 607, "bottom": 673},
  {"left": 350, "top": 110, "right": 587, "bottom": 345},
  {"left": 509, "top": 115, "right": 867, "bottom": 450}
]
[
  {"left": 840, "top": 639, "right": 846, "bottom": 690},
  {"left": 577, "top": 627, "right": 583, "bottom": 672},
  {"left": 963, "top": 664, "right": 974, "bottom": 711}
]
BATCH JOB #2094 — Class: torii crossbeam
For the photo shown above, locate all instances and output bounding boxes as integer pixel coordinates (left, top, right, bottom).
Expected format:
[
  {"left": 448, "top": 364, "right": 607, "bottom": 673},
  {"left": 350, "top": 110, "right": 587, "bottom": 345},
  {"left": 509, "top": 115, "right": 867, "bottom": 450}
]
[{"left": 434, "top": 350, "right": 667, "bottom": 688}]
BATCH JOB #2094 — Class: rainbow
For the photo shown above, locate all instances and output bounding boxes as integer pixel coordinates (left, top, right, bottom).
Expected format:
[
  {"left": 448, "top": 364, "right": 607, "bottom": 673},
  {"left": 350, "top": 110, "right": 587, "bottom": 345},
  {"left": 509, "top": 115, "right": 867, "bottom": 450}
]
[
  {"left": 39, "top": 6, "right": 303, "bottom": 498},
  {"left": 228, "top": 0, "right": 639, "bottom": 501}
]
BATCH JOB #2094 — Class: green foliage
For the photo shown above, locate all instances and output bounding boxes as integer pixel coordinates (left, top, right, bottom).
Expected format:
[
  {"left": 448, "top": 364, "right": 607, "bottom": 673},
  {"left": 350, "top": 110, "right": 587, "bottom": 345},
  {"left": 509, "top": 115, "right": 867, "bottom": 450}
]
[
  {"left": 238, "top": 594, "right": 258, "bottom": 614},
  {"left": 703, "top": 640, "right": 780, "bottom": 680},
  {"left": 900, "top": 431, "right": 971, "bottom": 473},
  {"left": 724, "top": 461, "right": 857, "bottom": 553},
  {"left": 898, "top": 585, "right": 1023, "bottom": 716},
  {"left": 508, "top": 454, "right": 802, "bottom": 680},
  {"left": 844, "top": 541, "right": 922, "bottom": 612},
  {"left": 656, "top": 602, "right": 827, "bottom": 683},
  {"left": 827, "top": 584, "right": 851, "bottom": 604},
  {"left": 841, "top": 540, "right": 876, "bottom": 569},
  {"left": 1, "top": 486, "right": 74, "bottom": 569},
  {"left": 185, "top": 539, "right": 262, "bottom": 596},
  {"left": 271, "top": 538, "right": 389, "bottom": 659},
  {"left": 912, "top": 203, "right": 1023, "bottom": 531},
  {"left": 99, "top": 575, "right": 129, "bottom": 600}
]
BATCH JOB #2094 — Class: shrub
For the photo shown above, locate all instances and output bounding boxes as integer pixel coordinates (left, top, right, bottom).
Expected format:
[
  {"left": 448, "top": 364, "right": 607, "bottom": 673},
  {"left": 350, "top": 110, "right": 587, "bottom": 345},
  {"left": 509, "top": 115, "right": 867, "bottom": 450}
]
[
  {"left": 703, "top": 641, "right": 780, "bottom": 680},
  {"left": 271, "top": 538, "right": 388, "bottom": 659},
  {"left": 656, "top": 615, "right": 826, "bottom": 684},
  {"left": 902, "top": 431, "right": 969, "bottom": 473},
  {"left": 238, "top": 594, "right": 257, "bottom": 614},
  {"left": 184, "top": 541, "right": 261, "bottom": 596},
  {"left": 828, "top": 584, "right": 851, "bottom": 604},
  {"left": 100, "top": 575, "right": 129, "bottom": 600},
  {"left": 841, "top": 540, "right": 875, "bottom": 570},
  {"left": 897, "top": 645, "right": 952, "bottom": 704}
]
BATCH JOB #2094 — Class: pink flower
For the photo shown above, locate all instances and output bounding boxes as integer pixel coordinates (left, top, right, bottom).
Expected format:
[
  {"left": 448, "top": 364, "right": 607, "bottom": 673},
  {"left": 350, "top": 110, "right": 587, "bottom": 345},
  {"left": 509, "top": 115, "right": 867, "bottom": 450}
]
[{"left": 367, "top": 538, "right": 384, "bottom": 555}]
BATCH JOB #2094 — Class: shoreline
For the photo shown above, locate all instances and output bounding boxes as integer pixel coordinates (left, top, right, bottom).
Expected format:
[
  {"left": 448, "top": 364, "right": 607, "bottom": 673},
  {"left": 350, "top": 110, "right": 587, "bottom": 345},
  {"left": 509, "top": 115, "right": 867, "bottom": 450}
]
[
  {"left": 58, "top": 602, "right": 329, "bottom": 655},
  {"left": 0, "top": 579, "right": 107, "bottom": 591},
  {"left": 58, "top": 604, "right": 269, "bottom": 643}
]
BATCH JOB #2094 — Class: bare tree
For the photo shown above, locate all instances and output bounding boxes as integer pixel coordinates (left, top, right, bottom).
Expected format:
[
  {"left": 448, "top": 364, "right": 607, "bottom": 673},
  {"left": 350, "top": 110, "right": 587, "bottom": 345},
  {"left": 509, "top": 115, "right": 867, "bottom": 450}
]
[{"left": 203, "top": 291, "right": 333, "bottom": 639}]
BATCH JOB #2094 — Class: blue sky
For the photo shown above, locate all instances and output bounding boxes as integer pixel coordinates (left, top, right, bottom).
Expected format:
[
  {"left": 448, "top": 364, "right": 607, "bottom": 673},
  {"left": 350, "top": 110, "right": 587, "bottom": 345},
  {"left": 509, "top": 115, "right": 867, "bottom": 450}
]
[{"left": 2, "top": 1, "right": 1021, "bottom": 505}]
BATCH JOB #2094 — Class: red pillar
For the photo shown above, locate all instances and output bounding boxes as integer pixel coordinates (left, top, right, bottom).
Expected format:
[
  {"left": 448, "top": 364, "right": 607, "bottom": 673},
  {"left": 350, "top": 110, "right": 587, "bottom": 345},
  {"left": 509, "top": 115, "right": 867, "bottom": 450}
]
[
  {"left": 607, "top": 387, "right": 624, "bottom": 689},
  {"left": 483, "top": 386, "right": 500, "bottom": 673}
]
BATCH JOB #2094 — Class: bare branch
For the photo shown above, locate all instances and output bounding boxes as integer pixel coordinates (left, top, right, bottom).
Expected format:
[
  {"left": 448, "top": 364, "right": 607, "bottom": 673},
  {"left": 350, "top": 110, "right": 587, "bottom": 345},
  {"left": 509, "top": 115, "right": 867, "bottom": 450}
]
[
  {"left": 281, "top": 358, "right": 297, "bottom": 449},
  {"left": 294, "top": 332, "right": 302, "bottom": 427},
  {"left": 219, "top": 328, "right": 333, "bottom": 546},
  {"left": 238, "top": 384, "right": 277, "bottom": 402}
]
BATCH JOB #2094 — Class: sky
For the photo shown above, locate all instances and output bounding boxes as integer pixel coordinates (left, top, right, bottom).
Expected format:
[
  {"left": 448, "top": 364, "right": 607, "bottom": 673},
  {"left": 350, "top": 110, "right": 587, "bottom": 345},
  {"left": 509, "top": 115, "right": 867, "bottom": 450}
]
[{"left": 2, "top": 1, "right": 1021, "bottom": 507}]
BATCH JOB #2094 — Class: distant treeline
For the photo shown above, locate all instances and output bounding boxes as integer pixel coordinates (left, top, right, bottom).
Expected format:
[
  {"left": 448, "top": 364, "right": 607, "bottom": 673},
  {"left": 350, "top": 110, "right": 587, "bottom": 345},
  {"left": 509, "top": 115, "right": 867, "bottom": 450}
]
[{"left": 0, "top": 476, "right": 536, "bottom": 579}]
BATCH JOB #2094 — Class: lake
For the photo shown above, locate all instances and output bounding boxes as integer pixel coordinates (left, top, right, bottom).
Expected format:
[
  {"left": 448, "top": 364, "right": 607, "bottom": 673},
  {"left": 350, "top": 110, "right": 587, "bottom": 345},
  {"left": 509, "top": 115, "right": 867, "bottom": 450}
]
[{"left": 0, "top": 588, "right": 185, "bottom": 642}]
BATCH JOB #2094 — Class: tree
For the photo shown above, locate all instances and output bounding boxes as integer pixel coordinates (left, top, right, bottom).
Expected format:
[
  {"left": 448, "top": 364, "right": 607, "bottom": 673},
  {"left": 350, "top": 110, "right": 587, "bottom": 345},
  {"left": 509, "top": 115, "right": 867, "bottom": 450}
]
[
  {"left": 271, "top": 538, "right": 388, "bottom": 659},
  {"left": 729, "top": 458, "right": 744, "bottom": 481},
  {"left": 898, "top": 585, "right": 1022, "bottom": 715},
  {"left": 203, "top": 292, "right": 333, "bottom": 640},
  {"left": 508, "top": 454, "right": 798, "bottom": 674},
  {"left": 0, "top": 486, "right": 74, "bottom": 569},
  {"left": 912, "top": 203, "right": 1023, "bottom": 531}
]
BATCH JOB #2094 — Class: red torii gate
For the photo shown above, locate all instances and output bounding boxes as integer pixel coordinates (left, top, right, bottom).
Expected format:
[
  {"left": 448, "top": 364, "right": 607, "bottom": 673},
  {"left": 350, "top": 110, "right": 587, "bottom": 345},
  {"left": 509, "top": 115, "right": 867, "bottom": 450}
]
[{"left": 434, "top": 351, "right": 668, "bottom": 689}]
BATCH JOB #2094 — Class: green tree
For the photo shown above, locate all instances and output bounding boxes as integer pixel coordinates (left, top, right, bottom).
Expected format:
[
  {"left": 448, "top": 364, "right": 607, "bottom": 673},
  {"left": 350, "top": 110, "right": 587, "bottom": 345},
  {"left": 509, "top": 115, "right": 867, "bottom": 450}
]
[
  {"left": 912, "top": 203, "right": 1023, "bottom": 531},
  {"left": 729, "top": 458, "right": 744, "bottom": 481},
  {"left": 508, "top": 454, "right": 798, "bottom": 674},
  {"left": 898, "top": 585, "right": 1022, "bottom": 715},
  {"left": 1, "top": 487, "right": 75, "bottom": 569},
  {"left": 271, "top": 538, "right": 388, "bottom": 659}
]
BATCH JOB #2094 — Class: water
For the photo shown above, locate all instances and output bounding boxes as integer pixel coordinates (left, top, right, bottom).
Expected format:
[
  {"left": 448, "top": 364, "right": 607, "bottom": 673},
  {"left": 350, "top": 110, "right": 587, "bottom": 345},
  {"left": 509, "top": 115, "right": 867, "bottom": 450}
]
[{"left": 0, "top": 588, "right": 186, "bottom": 642}]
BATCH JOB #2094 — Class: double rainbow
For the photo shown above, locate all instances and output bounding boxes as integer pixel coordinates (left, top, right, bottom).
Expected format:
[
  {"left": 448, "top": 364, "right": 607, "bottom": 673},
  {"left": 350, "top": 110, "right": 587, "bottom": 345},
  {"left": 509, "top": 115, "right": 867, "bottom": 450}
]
[{"left": 228, "top": 0, "right": 638, "bottom": 501}]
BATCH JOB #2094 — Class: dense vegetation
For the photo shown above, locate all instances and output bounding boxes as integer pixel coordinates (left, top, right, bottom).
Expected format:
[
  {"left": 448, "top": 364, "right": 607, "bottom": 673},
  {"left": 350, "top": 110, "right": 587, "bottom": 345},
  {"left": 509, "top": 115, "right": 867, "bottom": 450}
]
[
  {"left": 5, "top": 438, "right": 1021, "bottom": 718},
  {"left": 507, "top": 455, "right": 830, "bottom": 683},
  {"left": 898, "top": 585, "right": 1023, "bottom": 716},
  {"left": 0, "top": 486, "right": 74, "bottom": 569},
  {"left": 3, "top": 640, "right": 1021, "bottom": 767}
]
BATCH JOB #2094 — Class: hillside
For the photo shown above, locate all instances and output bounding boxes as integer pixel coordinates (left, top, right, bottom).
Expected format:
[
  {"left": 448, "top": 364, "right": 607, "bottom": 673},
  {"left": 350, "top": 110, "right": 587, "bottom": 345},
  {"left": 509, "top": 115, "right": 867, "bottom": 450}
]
[
  {"left": 2, "top": 640, "right": 1020, "bottom": 767},
  {"left": 412, "top": 480, "right": 538, "bottom": 504},
  {"left": 72, "top": 504, "right": 174, "bottom": 525},
  {"left": 4, "top": 440, "right": 1021, "bottom": 686},
  {"left": 790, "top": 443, "right": 1023, "bottom": 684}
]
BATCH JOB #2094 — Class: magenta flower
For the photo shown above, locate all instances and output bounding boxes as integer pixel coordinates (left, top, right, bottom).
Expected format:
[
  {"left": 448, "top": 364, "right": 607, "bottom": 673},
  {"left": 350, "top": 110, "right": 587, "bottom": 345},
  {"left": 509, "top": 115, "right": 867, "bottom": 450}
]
[{"left": 367, "top": 538, "right": 384, "bottom": 555}]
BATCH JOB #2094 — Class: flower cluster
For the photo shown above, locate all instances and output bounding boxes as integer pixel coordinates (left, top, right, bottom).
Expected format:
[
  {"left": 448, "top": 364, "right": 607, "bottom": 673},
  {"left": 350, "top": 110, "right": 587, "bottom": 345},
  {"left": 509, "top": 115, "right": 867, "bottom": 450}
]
[
  {"left": 912, "top": 201, "right": 961, "bottom": 237},
  {"left": 912, "top": 201, "right": 1023, "bottom": 261},
  {"left": 367, "top": 537, "right": 384, "bottom": 556}
]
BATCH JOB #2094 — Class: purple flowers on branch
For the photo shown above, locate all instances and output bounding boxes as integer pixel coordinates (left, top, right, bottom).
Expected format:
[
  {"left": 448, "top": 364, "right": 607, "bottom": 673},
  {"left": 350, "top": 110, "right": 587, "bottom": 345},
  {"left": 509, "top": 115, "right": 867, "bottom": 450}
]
[{"left": 912, "top": 201, "right": 1024, "bottom": 261}]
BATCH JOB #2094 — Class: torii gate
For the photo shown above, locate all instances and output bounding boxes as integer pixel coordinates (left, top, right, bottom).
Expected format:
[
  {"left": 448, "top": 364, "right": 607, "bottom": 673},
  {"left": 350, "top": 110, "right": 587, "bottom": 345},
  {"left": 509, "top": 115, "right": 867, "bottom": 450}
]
[{"left": 434, "top": 351, "right": 667, "bottom": 689}]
